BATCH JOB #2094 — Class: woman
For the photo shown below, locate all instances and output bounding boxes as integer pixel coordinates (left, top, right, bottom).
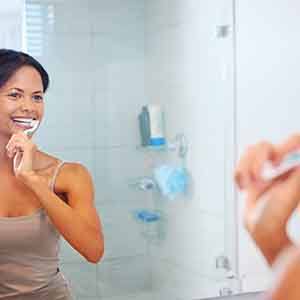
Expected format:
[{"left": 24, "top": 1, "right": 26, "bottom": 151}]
[
  {"left": 235, "top": 134, "right": 300, "bottom": 300},
  {"left": 0, "top": 49, "right": 104, "bottom": 299}
]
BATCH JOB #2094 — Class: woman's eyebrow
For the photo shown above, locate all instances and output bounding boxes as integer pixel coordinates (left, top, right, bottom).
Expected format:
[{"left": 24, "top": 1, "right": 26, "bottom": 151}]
[
  {"left": 9, "top": 87, "right": 24, "bottom": 93},
  {"left": 8, "top": 88, "right": 43, "bottom": 94}
]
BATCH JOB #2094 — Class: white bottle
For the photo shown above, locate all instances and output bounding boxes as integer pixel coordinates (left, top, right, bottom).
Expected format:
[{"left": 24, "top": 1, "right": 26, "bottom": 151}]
[{"left": 146, "top": 104, "right": 166, "bottom": 146}]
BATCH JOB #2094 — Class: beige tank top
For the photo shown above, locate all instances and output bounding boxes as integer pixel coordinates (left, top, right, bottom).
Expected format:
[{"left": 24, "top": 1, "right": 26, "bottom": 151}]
[{"left": 0, "top": 161, "right": 73, "bottom": 299}]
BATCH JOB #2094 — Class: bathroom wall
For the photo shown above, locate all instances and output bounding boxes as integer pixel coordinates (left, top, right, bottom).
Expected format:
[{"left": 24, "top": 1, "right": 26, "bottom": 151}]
[
  {"left": 21, "top": 0, "right": 300, "bottom": 298},
  {"left": 144, "top": 0, "right": 236, "bottom": 298},
  {"left": 21, "top": 0, "right": 283, "bottom": 298},
  {"left": 25, "top": 0, "right": 149, "bottom": 299},
  {"left": 235, "top": 0, "right": 300, "bottom": 292},
  {"left": 0, "top": 0, "right": 23, "bottom": 49}
]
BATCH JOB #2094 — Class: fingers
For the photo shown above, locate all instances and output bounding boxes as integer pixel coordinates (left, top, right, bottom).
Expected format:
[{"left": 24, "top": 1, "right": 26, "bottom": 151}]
[
  {"left": 276, "top": 133, "right": 300, "bottom": 162},
  {"left": 6, "top": 141, "right": 23, "bottom": 158},
  {"left": 6, "top": 133, "right": 30, "bottom": 158},
  {"left": 235, "top": 133, "right": 300, "bottom": 191},
  {"left": 235, "top": 141, "right": 276, "bottom": 190},
  {"left": 252, "top": 142, "right": 275, "bottom": 181}
]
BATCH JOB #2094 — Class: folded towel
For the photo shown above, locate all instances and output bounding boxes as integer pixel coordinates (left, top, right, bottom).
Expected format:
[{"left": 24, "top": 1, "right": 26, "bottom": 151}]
[{"left": 153, "top": 165, "right": 189, "bottom": 200}]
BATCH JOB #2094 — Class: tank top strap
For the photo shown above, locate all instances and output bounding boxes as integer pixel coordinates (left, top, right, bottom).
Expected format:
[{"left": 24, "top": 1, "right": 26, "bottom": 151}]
[{"left": 49, "top": 161, "right": 66, "bottom": 193}]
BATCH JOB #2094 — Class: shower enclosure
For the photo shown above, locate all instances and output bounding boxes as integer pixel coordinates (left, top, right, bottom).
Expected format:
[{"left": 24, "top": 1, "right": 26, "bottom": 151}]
[{"left": 24, "top": 0, "right": 237, "bottom": 299}]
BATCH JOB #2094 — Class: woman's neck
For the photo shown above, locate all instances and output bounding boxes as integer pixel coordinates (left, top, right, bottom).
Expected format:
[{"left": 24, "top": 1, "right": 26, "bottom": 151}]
[{"left": 0, "top": 135, "right": 15, "bottom": 175}]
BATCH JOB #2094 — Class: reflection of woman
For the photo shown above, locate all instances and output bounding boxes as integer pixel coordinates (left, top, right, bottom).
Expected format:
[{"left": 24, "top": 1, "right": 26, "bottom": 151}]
[
  {"left": 235, "top": 135, "right": 300, "bottom": 300},
  {"left": 0, "top": 49, "right": 104, "bottom": 299}
]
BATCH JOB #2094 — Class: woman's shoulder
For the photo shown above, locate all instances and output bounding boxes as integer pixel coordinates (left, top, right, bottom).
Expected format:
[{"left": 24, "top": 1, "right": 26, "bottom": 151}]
[
  {"left": 35, "top": 150, "right": 80, "bottom": 170},
  {"left": 35, "top": 150, "right": 90, "bottom": 194}
]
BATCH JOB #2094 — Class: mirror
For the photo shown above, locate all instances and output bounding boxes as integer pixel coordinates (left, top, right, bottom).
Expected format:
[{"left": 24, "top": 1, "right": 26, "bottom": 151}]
[
  {"left": 1, "top": 0, "right": 251, "bottom": 299},
  {"left": 23, "top": 0, "right": 237, "bottom": 299}
]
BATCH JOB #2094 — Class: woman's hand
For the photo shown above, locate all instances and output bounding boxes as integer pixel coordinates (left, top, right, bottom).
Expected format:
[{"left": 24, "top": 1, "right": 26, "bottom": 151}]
[
  {"left": 234, "top": 134, "right": 300, "bottom": 265},
  {"left": 5, "top": 131, "right": 38, "bottom": 183}
]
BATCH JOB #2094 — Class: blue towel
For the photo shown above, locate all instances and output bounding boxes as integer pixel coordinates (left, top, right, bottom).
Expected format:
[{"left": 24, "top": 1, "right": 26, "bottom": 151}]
[{"left": 153, "top": 165, "right": 189, "bottom": 200}]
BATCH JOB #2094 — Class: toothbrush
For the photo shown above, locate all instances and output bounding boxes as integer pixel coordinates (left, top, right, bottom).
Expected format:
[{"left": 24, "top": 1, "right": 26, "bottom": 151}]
[
  {"left": 12, "top": 119, "right": 40, "bottom": 170},
  {"left": 23, "top": 119, "right": 39, "bottom": 136},
  {"left": 261, "top": 150, "right": 300, "bottom": 181}
]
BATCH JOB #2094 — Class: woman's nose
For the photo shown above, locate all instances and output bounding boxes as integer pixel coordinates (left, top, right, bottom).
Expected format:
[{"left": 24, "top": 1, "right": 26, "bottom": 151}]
[{"left": 20, "top": 96, "right": 35, "bottom": 112}]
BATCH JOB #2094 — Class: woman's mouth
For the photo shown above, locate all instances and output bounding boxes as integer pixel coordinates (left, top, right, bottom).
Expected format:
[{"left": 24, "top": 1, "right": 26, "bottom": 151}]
[{"left": 11, "top": 117, "right": 37, "bottom": 130}]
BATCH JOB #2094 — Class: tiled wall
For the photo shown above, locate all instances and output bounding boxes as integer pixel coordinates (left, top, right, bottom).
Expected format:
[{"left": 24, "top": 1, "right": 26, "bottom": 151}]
[
  {"left": 25, "top": 0, "right": 149, "bottom": 299},
  {"left": 0, "top": 1, "right": 23, "bottom": 50},
  {"left": 23, "top": 0, "right": 237, "bottom": 299},
  {"left": 144, "top": 0, "right": 235, "bottom": 299},
  {"left": 16, "top": 0, "right": 300, "bottom": 298}
]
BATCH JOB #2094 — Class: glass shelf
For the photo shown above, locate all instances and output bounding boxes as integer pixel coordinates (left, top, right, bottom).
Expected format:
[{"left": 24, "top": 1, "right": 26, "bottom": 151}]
[
  {"left": 136, "top": 144, "right": 169, "bottom": 151},
  {"left": 136, "top": 133, "right": 188, "bottom": 158}
]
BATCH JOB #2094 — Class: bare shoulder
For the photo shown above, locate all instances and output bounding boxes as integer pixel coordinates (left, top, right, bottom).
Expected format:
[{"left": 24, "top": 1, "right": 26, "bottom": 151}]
[
  {"left": 55, "top": 161, "right": 93, "bottom": 195},
  {"left": 35, "top": 150, "right": 93, "bottom": 194}
]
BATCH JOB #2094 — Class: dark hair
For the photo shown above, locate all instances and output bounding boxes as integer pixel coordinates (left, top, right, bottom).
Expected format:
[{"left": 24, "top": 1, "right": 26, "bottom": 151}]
[{"left": 0, "top": 49, "right": 49, "bottom": 92}]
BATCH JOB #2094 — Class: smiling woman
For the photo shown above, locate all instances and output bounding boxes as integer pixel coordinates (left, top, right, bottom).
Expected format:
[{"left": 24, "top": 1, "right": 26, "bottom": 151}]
[{"left": 0, "top": 49, "right": 104, "bottom": 299}]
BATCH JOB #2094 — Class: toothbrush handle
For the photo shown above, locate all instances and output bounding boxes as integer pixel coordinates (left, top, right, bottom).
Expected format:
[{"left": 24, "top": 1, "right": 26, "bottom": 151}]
[{"left": 262, "top": 160, "right": 300, "bottom": 181}]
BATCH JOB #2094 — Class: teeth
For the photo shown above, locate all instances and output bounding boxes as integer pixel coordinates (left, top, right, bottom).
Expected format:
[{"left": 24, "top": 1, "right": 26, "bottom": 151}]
[
  {"left": 13, "top": 118, "right": 33, "bottom": 121},
  {"left": 12, "top": 118, "right": 34, "bottom": 124}
]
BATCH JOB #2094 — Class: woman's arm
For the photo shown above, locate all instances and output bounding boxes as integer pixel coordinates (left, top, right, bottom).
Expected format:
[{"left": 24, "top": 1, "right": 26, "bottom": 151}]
[
  {"left": 243, "top": 187, "right": 294, "bottom": 266},
  {"left": 25, "top": 162, "right": 104, "bottom": 264},
  {"left": 5, "top": 131, "right": 104, "bottom": 263},
  {"left": 235, "top": 135, "right": 300, "bottom": 265},
  {"left": 267, "top": 246, "right": 300, "bottom": 300}
]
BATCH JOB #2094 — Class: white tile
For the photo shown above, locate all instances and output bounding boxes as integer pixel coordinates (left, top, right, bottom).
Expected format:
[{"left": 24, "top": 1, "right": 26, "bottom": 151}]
[
  {"left": 51, "top": 0, "right": 92, "bottom": 34},
  {"left": 91, "top": 39, "right": 146, "bottom": 148},
  {"left": 76, "top": 297, "right": 99, "bottom": 300},
  {"left": 94, "top": 62, "right": 145, "bottom": 147},
  {"left": 60, "top": 238, "right": 87, "bottom": 264},
  {"left": 90, "top": 35, "right": 112, "bottom": 68},
  {"left": 150, "top": 259, "right": 225, "bottom": 300},
  {"left": 97, "top": 255, "right": 151, "bottom": 298},
  {"left": 47, "top": 69, "right": 93, "bottom": 94},
  {"left": 98, "top": 292, "right": 153, "bottom": 300},
  {"left": 94, "top": 146, "right": 150, "bottom": 205},
  {"left": 34, "top": 119, "right": 93, "bottom": 150},
  {"left": 97, "top": 203, "right": 147, "bottom": 259},
  {"left": 60, "top": 262, "right": 98, "bottom": 297},
  {"left": 76, "top": 298, "right": 99, "bottom": 300},
  {"left": 150, "top": 210, "right": 225, "bottom": 279},
  {"left": 33, "top": 71, "right": 94, "bottom": 149},
  {"left": 42, "top": 32, "right": 93, "bottom": 73},
  {"left": 45, "top": 147, "right": 94, "bottom": 170},
  {"left": 144, "top": 0, "right": 197, "bottom": 33},
  {"left": 91, "top": 31, "right": 145, "bottom": 66},
  {"left": 89, "top": 0, "right": 144, "bottom": 34},
  {"left": 145, "top": 0, "right": 230, "bottom": 34}
]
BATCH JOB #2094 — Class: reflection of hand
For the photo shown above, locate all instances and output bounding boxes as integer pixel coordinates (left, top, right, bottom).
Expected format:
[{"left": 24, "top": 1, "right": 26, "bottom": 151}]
[
  {"left": 234, "top": 134, "right": 300, "bottom": 265},
  {"left": 6, "top": 131, "right": 38, "bottom": 183}
]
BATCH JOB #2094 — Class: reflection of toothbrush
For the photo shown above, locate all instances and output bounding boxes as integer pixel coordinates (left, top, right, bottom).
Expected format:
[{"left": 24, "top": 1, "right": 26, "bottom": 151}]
[{"left": 261, "top": 151, "right": 300, "bottom": 181}]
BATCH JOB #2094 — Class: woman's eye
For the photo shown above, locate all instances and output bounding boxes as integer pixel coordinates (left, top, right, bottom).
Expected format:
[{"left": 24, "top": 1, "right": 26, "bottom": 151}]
[
  {"left": 33, "top": 95, "right": 44, "bottom": 102},
  {"left": 8, "top": 93, "right": 21, "bottom": 100}
]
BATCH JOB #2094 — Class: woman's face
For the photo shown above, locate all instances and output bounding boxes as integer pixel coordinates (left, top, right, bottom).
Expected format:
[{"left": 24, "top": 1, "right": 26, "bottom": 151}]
[{"left": 0, "top": 66, "right": 45, "bottom": 138}]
